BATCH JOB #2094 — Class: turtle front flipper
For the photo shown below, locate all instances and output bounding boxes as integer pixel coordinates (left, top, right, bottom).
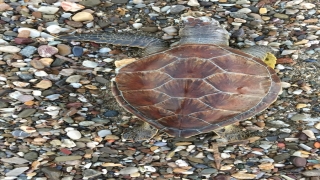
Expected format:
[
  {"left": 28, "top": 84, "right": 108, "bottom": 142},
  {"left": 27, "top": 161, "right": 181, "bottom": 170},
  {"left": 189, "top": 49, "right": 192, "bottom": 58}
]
[
  {"left": 58, "top": 33, "right": 168, "bottom": 55},
  {"left": 241, "top": 45, "right": 277, "bottom": 69}
]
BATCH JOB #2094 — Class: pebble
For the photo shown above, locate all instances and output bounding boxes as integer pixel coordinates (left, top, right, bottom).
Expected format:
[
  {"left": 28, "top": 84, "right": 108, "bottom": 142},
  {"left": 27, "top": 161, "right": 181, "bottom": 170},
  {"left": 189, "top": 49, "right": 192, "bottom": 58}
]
[
  {"left": 292, "top": 157, "right": 307, "bottom": 167},
  {"left": 170, "top": 5, "right": 186, "bottom": 14},
  {"left": 72, "top": 46, "right": 83, "bottom": 57},
  {"left": 38, "top": 6, "right": 60, "bottom": 14},
  {"left": 0, "top": 46, "right": 21, "bottom": 53},
  {"left": 41, "top": 167, "right": 62, "bottom": 180},
  {"left": 20, "top": 46, "right": 37, "bottom": 57},
  {"left": 119, "top": 167, "right": 139, "bottom": 174},
  {"left": 55, "top": 156, "right": 82, "bottom": 162},
  {"left": 104, "top": 110, "right": 119, "bottom": 117},
  {"left": 61, "top": 1, "right": 85, "bottom": 12},
  {"left": 38, "top": 45, "right": 59, "bottom": 57},
  {"left": 133, "top": 23, "right": 143, "bottom": 29},
  {"left": 57, "top": 44, "right": 71, "bottom": 56},
  {"left": 97, "top": 129, "right": 112, "bottom": 137},
  {"left": 72, "top": 12, "right": 94, "bottom": 21},
  {"left": 6, "top": 167, "right": 29, "bottom": 177},
  {"left": 66, "top": 75, "right": 82, "bottom": 83},
  {"left": 302, "top": 170, "right": 320, "bottom": 176},
  {"left": 67, "top": 130, "right": 82, "bottom": 140},
  {"left": 187, "top": 0, "right": 200, "bottom": 6},
  {"left": 18, "top": 109, "right": 37, "bottom": 118},
  {"left": 82, "top": 60, "right": 98, "bottom": 68}
]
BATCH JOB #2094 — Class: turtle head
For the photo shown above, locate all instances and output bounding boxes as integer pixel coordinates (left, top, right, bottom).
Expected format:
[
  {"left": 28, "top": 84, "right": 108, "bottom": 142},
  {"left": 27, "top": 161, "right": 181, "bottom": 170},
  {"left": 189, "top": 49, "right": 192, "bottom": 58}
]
[{"left": 179, "top": 16, "right": 230, "bottom": 46}]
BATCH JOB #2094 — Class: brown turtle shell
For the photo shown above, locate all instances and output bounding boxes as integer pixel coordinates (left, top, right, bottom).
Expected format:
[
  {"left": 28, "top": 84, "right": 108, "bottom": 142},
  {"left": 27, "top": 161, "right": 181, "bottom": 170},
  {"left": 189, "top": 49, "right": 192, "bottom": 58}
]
[{"left": 112, "top": 44, "right": 281, "bottom": 138}]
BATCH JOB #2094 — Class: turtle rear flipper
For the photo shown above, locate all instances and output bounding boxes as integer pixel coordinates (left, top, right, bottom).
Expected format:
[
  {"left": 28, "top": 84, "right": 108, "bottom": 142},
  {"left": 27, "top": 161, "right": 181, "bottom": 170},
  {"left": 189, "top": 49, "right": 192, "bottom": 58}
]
[{"left": 58, "top": 33, "right": 169, "bottom": 55}]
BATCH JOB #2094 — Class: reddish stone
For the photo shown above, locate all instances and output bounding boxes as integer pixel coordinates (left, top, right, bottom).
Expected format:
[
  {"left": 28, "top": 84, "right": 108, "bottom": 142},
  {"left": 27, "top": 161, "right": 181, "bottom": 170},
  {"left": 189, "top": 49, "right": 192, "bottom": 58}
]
[
  {"left": 277, "top": 57, "right": 294, "bottom": 64},
  {"left": 60, "top": 148, "right": 72, "bottom": 155},
  {"left": 14, "top": 37, "right": 34, "bottom": 45}
]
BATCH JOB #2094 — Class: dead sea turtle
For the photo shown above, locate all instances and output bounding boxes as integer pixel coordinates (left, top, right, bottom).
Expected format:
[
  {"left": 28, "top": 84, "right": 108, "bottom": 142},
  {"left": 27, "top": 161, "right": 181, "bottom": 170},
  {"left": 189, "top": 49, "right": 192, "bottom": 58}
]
[{"left": 59, "top": 16, "right": 281, "bottom": 142}]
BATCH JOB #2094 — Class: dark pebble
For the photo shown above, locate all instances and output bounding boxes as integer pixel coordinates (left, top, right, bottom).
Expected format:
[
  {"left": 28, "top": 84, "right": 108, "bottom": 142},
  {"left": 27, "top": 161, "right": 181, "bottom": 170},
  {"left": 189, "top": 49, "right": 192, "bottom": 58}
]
[
  {"left": 231, "top": 28, "right": 244, "bottom": 38},
  {"left": 72, "top": 46, "right": 83, "bottom": 57},
  {"left": 299, "top": 132, "right": 308, "bottom": 141},
  {"left": 213, "top": 174, "right": 231, "bottom": 180},
  {"left": 273, "top": 153, "right": 291, "bottom": 162},
  {"left": 24, "top": 151, "right": 39, "bottom": 161},
  {"left": 41, "top": 167, "right": 62, "bottom": 179},
  {"left": 292, "top": 157, "right": 307, "bottom": 167},
  {"left": 0, "top": 101, "right": 9, "bottom": 108},
  {"left": 254, "top": 35, "right": 265, "bottom": 41},
  {"left": 304, "top": 59, "right": 317, "bottom": 63},
  {"left": 104, "top": 110, "right": 119, "bottom": 117},
  {"left": 18, "top": 73, "right": 34, "bottom": 80},
  {"left": 265, "top": 136, "right": 278, "bottom": 141}
]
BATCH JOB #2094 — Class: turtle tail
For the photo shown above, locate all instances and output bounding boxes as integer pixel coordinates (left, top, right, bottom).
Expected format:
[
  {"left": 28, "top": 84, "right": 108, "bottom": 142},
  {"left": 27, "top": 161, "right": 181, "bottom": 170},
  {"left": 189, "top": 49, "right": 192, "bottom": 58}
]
[{"left": 58, "top": 33, "right": 168, "bottom": 55}]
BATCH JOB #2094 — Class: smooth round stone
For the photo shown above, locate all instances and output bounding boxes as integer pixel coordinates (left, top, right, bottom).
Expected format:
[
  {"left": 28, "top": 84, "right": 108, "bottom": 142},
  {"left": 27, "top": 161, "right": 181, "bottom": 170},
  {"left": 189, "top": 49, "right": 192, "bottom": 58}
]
[
  {"left": 292, "top": 157, "right": 307, "bottom": 167},
  {"left": 66, "top": 75, "right": 82, "bottom": 83},
  {"left": 103, "top": 110, "right": 119, "bottom": 117},
  {"left": 97, "top": 129, "right": 112, "bottom": 137},
  {"left": 99, "top": 47, "right": 111, "bottom": 53},
  {"left": 273, "top": 153, "right": 290, "bottom": 162},
  {"left": 72, "top": 46, "right": 83, "bottom": 57},
  {"left": 79, "top": 121, "right": 95, "bottom": 126},
  {"left": 119, "top": 167, "right": 139, "bottom": 175},
  {"left": 17, "top": 95, "right": 34, "bottom": 102},
  {"left": 38, "top": 45, "right": 59, "bottom": 57},
  {"left": 162, "top": 26, "right": 177, "bottom": 35},
  {"left": 132, "top": 23, "right": 142, "bottom": 29},
  {"left": 57, "top": 44, "right": 71, "bottom": 56},
  {"left": 12, "top": 130, "right": 30, "bottom": 137},
  {"left": 67, "top": 130, "right": 82, "bottom": 140},
  {"left": 170, "top": 5, "right": 186, "bottom": 14},
  {"left": 24, "top": 151, "right": 38, "bottom": 161},
  {"left": 82, "top": 60, "right": 98, "bottom": 68},
  {"left": 18, "top": 109, "right": 37, "bottom": 118},
  {"left": 46, "top": 25, "right": 61, "bottom": 34},
  {"left": 72, "top": 12, "right": 94, "bottom": 21}
]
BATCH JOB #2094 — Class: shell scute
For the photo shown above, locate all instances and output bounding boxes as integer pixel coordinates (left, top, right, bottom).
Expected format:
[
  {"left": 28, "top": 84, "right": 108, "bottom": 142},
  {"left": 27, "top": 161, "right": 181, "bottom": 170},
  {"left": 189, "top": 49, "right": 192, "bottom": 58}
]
[
  {"left": 158, "top": 115, "right": 209, "bottom": 129},
  {"left": 199, "top": 93, "right": 262, "bottom": 111},
  {"left": 122, "top": 90, "right": 170, "bottom": 106},
  {"left": 205, "top": 73, "right": 271, "bottom": 95},
  {"left": 211, "top": 55, "right": 269, "bottom": 76},
  {"left": 162, "top": 58, "right": 223, "bottom": 78},
  {"left": 116, "top": 71, "right": 171, "bottom": 91},
  {"left": 154, "top": 98, "right": 209, "bottom": 115},
  {"left": 166, "top": 45, "right": 229, "bottom": 59},
  {"left": 156, "top": 79, "right": 219, "bottom": 98},
  {"left": 120, "top": 53, "right": 176, "bottom": 72}
]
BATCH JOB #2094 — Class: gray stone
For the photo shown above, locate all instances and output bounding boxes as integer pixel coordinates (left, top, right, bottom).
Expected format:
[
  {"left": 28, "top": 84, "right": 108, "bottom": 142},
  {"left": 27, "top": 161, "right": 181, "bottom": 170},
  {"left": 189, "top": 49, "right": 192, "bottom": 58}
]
[
  {"left": 41, "top": 167, "right": 63, "bottom": 179},
  {"left": 17, "top": 109, "right": 37, "bottom": 118},
  {"left": 82, "top": 169, "right": 102, "bottom": 178},
  {"left": 20, "top": 46, "right": 37, "bottom": 57},
  {"left": 24, "top": 151, "right": 39, "bottom": 161},
  {"left": 55, "top": 156, "right": 82, "bottom": 162},
  {"left": 119, "top": 167, "right": 139, "bottom": 175}
]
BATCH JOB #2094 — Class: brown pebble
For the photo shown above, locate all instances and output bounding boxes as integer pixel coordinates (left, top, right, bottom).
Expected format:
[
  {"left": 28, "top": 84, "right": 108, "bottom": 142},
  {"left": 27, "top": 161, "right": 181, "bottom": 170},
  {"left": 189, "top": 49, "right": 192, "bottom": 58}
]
[
  {"left": 30, "top": 60, "right": 45, "bottom": 69},
  {"left": 18, "top": 30, "right": 30, "bottom": 38},
  {"left": 57, "top": 44, "right": 71, "bottom": 56},
  {"left": 292, "top": 157, "right": 307, "bottom": 167},
  {"left": 65, "top": 20, "right": 83, "bottom": 28},
  {"left": 213, "top": 174, "right": 231, "bottom": 180},
  {"left": 32, "top": 11, "right": 42, "bottom": 18},
  {"left": 277, "top": 57, "right": 294, "bottom": 64}
]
